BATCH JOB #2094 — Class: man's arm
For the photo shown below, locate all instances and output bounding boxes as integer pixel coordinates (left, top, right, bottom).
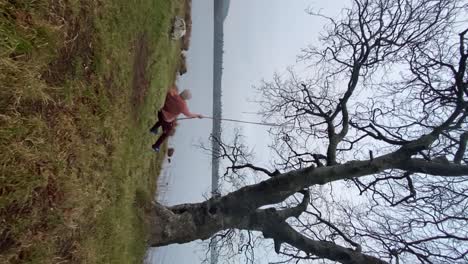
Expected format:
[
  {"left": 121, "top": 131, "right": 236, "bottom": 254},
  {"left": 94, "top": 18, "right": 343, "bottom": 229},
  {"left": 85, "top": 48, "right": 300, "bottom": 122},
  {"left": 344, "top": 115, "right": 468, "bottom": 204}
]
[
  {"left": 168, "top": 86, "right": 178, "bottom": 96},
  {"left": 180, "top": 102, "right": 203, "bottom": 118},
  {"left": 183, "top": 112, "right": 203, "bottom": 119}
]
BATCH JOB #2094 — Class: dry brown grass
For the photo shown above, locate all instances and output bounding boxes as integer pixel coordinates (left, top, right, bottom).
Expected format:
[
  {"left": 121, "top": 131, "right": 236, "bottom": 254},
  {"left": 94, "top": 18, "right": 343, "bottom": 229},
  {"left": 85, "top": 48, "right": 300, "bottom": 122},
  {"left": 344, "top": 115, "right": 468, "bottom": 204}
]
[
  {"left": 0, "top": 2, "right": 99, "bottom": 262},
  {"left": 0, "top": 0, "right": 186, "bottom": 263}
]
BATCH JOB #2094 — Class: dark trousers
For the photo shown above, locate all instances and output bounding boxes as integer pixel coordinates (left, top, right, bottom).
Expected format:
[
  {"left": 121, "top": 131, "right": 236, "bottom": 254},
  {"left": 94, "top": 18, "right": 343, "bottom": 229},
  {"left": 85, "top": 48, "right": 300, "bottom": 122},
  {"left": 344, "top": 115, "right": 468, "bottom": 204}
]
[{"left": 151, "top": 111, "right": 174, "bottom": 148}]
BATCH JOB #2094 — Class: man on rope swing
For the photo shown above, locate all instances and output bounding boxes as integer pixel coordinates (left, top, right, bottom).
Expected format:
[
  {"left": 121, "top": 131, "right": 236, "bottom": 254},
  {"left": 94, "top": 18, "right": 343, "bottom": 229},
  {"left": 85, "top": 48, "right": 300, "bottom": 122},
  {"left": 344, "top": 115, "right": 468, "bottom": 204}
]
[{"left": 150, "top": 86, "right": 203, "bottom": 152}]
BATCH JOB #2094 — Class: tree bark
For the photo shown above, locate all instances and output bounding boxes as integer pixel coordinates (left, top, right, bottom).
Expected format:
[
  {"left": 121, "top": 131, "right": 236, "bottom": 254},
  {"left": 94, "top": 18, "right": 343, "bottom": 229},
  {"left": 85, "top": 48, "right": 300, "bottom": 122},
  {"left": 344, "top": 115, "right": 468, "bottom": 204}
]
[
  {"left": 147, "top": 201, "right": 226, "bottom": 247},
  {"left": 148, "top": 190, "right": 389, "bottom": 264},
  {"left": 148, "top": 150, "right": 467, "bottom": 263},
  {"left": 260, "top": 222, "right": 388, "bottom": 264}
]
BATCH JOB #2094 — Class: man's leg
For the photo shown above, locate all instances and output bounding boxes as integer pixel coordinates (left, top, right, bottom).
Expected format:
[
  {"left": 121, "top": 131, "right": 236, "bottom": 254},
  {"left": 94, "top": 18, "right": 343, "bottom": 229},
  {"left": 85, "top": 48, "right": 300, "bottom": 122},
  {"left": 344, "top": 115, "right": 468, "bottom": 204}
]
[
  {"left": 150, "top": 122, "right": 161, "bottom": 134},
  {"left": 152, "top": 133, "right": 169, "bottom": 151},
  {"left": 150, "top": 111, "right": 164, "bottom": 134},
  {"left": 152, "top": 121, "right": 174, "bottom": 152}
]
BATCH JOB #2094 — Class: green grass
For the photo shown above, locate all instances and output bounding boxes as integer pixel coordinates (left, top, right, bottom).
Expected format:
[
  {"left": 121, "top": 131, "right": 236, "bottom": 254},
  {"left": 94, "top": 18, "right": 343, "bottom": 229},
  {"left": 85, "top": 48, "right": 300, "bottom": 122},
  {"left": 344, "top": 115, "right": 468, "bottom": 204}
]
[{"left": 0, "top": 0, "right": 185, "bottom": 263}]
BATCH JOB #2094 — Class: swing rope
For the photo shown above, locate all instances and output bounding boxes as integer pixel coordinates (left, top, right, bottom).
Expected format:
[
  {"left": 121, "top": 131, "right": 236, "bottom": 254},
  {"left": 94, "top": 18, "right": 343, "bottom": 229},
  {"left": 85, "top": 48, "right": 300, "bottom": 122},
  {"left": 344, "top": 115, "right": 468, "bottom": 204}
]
[{"left": 177, "top": 116, "right": 285, "bottom": 127}]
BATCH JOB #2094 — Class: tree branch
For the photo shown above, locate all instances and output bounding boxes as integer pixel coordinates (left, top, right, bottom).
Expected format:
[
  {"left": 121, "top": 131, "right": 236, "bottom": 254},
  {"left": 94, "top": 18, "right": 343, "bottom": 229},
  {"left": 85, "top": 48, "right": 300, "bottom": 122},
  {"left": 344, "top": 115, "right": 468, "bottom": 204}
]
[
  {"left": 230, "top": 163, "right": 280, "bottom": 177},
  {"left": 305, "top": 210, "right": 363, "bottom": 252},
  {"left": 397, "top": 158, "right": 468, "bottom": 176},
  {"left": 454, "top": 132, "right": 468, "bottom": 164},
  {"left": 271, "top": 190, "right": 310, "bottom": 220},
  {"left": 260, "top": 221, "right": 388, "bottom": 264}
]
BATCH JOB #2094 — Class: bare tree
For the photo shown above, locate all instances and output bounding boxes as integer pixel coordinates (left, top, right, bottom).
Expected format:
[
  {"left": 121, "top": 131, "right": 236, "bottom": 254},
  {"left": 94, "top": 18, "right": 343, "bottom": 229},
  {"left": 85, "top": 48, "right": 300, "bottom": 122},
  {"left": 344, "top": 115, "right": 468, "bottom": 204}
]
[{"left": 147, "top": 1, "right": 468, "bottom": 263}]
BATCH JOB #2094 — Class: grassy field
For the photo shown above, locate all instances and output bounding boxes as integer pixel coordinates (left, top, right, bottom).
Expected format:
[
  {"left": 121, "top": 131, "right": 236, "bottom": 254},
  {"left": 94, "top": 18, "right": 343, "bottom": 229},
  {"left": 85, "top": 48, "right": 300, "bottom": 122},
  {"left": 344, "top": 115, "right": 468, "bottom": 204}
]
[{"left": 0, "top": 0, "right": 185, "bottom": 263}]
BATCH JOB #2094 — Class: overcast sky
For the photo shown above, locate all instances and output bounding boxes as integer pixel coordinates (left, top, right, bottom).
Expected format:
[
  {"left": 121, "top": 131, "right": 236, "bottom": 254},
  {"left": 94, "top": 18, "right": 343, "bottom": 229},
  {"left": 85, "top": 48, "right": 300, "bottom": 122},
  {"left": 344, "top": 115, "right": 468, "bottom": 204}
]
[{"left": 146, "top": 1, "right": 347, "bottom": 263}]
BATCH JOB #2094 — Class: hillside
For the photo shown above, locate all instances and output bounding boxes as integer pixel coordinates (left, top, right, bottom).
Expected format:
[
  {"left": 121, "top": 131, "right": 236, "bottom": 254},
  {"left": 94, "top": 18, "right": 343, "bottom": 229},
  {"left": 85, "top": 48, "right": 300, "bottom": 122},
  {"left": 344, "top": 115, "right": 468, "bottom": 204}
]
[{"left": 0, "top": 1, "right": 187, "bottom": 263}]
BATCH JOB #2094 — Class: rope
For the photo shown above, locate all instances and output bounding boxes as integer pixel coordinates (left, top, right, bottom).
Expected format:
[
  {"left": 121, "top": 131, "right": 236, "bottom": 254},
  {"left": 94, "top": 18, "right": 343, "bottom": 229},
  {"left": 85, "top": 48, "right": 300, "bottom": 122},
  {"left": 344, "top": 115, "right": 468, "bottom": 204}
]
[{"left": 177, "top": 116, "right": 285, "bottom": 127}]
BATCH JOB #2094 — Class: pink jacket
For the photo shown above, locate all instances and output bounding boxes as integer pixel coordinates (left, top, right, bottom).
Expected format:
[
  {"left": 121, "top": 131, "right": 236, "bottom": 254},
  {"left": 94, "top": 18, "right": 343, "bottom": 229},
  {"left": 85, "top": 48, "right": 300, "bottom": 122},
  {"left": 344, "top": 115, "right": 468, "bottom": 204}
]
[{"left": 161, "top": 88, "right": 198, "bottom": 122}]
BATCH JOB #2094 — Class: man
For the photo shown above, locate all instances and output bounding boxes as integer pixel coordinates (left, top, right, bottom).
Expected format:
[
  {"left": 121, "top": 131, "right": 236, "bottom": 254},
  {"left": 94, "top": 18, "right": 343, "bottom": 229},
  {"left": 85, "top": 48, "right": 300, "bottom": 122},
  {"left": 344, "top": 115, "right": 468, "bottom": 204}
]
[{"left": 150, "top": 86, "right": 203, "bottom": 152}]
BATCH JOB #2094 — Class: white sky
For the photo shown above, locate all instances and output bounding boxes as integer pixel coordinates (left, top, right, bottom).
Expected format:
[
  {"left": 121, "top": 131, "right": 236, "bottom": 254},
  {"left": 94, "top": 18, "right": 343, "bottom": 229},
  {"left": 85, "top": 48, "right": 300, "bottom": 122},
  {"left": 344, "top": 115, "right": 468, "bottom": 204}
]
[{"left": 146, "top": 1, "right": 347, "bottom": 263}]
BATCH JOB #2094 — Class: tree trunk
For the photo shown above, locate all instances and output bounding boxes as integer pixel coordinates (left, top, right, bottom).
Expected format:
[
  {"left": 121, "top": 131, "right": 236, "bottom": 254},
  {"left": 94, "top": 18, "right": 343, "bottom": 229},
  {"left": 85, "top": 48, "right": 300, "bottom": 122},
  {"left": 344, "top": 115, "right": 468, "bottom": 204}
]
[
  {"left": 147, "top": 200, "right": 227, "bottom": 247},
  {"left": 147, "top": 152, "right": 467, "bottom": 263},
  {"left": 147, "top": 198, "right": 389, "bottom": 264}
]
